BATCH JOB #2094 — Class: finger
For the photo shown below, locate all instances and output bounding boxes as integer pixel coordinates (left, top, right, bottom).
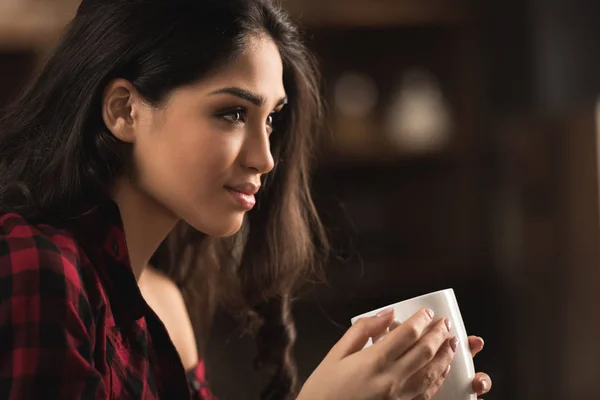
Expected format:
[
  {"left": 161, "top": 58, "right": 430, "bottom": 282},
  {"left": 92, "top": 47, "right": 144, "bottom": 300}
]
[
  {"left": 412, "top": 364, "right": 452, "bottom": 400},
  {"left": 394, "top": 318, "right": 452, "bottom": 373},
  {"left": 402, "top": 337, "right": 457, "bottom": 398},
  {"left": 472, "top": 372, "right": 492, "bottom": 395},
  {"left": 330, "top": 308, "right": 395, "bottom": 359},
  {"left": 468, "top": 336, "right": 485, "bottom": 357},
  {"left": 372, "top": 319, "right": 402, "bottom": 344},
  {"left": 389, "top": 320, "right": 402, "bottom": 331},
  {"left": 375, "top": 308, "right": 435, "bottom": 361}
]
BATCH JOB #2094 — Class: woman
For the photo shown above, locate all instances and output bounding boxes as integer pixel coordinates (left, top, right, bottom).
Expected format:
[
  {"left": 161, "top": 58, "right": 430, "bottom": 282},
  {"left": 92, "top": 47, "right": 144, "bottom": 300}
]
[{"left": 0, "top": 0, "right": 492, "bottom": 399}]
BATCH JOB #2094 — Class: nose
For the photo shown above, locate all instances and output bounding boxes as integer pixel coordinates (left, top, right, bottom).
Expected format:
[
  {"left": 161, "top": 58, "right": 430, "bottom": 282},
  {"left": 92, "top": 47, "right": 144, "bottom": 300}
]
[{"left": 238, "top": 123, "right": 275, "bottom": 175}]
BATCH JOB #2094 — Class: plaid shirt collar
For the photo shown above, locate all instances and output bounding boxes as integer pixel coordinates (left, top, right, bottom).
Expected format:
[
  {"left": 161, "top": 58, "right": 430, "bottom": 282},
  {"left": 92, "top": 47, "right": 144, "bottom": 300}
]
[{"left": 73, "top": 200, "right": 147, "bottom": 320}]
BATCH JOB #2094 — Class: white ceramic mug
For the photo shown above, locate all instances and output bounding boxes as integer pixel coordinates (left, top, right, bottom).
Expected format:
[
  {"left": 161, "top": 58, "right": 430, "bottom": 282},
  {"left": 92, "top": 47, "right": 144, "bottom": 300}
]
[{"left": 350, "top": 289, "right": 476, "bottom": 400}]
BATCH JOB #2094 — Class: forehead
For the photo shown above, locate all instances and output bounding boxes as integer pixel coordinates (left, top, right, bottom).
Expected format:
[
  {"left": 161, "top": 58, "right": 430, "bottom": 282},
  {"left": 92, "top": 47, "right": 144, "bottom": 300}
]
[{"left": 194, "top": 35, "right": 286, "bottom": 100}]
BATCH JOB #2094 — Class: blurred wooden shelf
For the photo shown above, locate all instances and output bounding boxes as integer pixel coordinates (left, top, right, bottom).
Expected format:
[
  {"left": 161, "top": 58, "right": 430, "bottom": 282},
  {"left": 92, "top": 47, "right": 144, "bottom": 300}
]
[
  {"left": 0, "top": 4, "right": 77, "bottom": 51},
  {"left": 0, "top": 23, "right": 65, "bottom": 51},
  {"left": 318, "top": 125, "right": 458, "bottom": 167},
  {"left": 320, "top": 143, "right": 452, "bottom": 167},
  {"left": 281, "top": 0, "right": 471, "bottom": 28}
]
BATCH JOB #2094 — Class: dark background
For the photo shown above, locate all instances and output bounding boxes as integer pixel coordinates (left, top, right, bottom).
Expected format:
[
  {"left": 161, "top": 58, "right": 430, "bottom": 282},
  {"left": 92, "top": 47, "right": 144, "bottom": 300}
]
[{"left": 2, "top": 1, "right": 600, "bottom": 399}]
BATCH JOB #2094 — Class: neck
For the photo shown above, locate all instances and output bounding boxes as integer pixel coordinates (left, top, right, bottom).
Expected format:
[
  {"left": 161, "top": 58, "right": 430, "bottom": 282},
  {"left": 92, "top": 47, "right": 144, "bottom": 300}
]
[{"left": 112, "top": 178, "right": 178, "bottom": 280}]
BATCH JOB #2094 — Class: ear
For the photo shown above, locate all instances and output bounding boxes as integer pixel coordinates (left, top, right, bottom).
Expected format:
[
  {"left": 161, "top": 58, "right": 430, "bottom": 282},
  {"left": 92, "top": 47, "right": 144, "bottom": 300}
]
[{"left": 102, "top": 79, "right": 142, "bottom": 143}]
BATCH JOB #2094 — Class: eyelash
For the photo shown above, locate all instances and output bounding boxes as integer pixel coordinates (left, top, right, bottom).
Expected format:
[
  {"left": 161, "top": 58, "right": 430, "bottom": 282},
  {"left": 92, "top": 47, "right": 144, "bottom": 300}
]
[{"left": 218, "top": 107, "right": 277, "bottom": 130}]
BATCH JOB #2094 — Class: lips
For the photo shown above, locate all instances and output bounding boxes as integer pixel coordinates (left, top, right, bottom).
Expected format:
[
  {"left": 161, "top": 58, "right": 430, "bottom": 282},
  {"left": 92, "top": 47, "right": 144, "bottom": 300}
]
[
  {"left": 224, "top": 182, "right": 260, "bottom": 210},
  {"left": 226, "top": 182, "right": 260, "bottom": 196}
]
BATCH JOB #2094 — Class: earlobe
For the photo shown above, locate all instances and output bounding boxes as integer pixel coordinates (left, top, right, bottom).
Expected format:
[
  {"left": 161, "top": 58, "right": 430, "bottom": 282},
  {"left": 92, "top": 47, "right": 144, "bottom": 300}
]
[{"left": 102, "top": 79, "right": 138, "bottom": 143}]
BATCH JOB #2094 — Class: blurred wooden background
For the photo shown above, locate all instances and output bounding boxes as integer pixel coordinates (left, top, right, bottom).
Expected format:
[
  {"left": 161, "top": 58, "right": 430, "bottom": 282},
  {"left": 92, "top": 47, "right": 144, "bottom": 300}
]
[{"left": 1, "top": 1, "right": 600, "bottom": 399}]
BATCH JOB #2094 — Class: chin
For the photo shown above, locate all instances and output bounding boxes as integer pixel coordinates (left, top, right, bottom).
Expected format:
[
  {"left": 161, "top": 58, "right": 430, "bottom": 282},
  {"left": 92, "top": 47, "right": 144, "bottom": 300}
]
[{"left": 188, "top": 212, "right": 245, "bottom": 238}]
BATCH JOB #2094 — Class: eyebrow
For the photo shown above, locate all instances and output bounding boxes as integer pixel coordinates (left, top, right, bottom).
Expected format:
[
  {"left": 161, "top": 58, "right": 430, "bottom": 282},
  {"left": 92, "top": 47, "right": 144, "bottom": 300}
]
[{"left": 209, "top": 87, "right": 288, "bottom": 108}]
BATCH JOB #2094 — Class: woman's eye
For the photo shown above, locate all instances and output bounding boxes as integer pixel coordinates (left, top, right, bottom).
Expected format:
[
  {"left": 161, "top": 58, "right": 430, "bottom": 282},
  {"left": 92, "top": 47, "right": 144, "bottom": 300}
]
[
  {"left": 218, "top": 108, "right": 280, "bottom": 134},
  {"left": 222, "top": 110, "right": 246, "bottom": 124},
  {"left": 267, "top": 111, "right": 283, "bottom": 133}
]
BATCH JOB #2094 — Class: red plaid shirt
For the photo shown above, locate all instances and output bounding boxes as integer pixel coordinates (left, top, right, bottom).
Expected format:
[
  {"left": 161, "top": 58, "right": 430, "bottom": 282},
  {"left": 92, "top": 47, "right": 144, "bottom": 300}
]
[
  {"left": 188, "top": 361, "right": 218, "bottom": 400},
  {"left": 0, "top": 201, "right": 215, "bottom": 399}
]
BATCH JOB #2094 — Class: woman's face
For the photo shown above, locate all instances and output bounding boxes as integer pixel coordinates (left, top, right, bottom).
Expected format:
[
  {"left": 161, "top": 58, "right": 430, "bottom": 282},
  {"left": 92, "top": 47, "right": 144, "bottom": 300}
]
[{"left": 118, "top": 35, "right": 286, "bottom": 236}]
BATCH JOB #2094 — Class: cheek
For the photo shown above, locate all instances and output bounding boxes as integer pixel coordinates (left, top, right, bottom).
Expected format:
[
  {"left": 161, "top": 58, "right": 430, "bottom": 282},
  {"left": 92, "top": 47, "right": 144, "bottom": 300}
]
[
  {"left": 173, "top": 130, "right": 241, "bottom": 190},
  {"left": 131, "top": 117, "right": 247, "bottom": 236},
  {"left": 134, "top": 118, "right": 241, "bottom": 197}
]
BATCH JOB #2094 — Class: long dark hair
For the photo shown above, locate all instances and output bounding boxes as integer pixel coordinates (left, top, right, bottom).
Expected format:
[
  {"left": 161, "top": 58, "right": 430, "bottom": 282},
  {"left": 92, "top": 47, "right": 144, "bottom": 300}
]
[{"left": 0, "top": 0, "right": 328, "bottom": 399}]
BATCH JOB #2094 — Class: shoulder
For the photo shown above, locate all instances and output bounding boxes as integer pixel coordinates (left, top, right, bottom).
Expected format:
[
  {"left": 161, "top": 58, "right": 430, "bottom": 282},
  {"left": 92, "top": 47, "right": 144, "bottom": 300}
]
[
  {"left": 0, "top": 213, "right": 89, "bottom": 304},
  {"left": 139, "top": 266, "right": 199, "bottom": 370}
]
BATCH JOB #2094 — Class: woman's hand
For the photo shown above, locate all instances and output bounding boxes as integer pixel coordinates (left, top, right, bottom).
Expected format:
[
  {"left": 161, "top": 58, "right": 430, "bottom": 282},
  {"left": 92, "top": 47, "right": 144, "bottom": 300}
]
[
  {"left": 298, "top": 309, "right": 458, "bottom": 400},
  {"left": 467, "top": 336, "right": 492, "bottom": 399}
]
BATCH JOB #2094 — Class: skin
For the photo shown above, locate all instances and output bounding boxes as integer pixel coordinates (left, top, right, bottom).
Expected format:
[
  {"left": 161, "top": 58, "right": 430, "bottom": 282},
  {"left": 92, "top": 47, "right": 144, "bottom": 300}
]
[
  {"left": 101, "top": 34, "right": 492, "bottom": 399},
  {"left": 138, "top": 266, "right": 199, "bottom": 371}
]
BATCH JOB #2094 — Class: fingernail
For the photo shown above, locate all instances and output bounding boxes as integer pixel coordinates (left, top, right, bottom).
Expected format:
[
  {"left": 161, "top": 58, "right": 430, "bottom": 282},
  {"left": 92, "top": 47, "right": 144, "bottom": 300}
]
[
  {"left": 450, "top": 337, "right": 459, "bottom": 352},
  {"left": 444, "top": 318, "right": 452, "bottom": 332},
  {"left": 376, "top": 308, "right": 394, "bottom": 317},
  {"left": 442, "top": 364, "right": 451, "bottom": 378},
  {"left": 480, "top": 379, "right": 489, "bottom": 392},
  {"left": 425, "top": 308, "right": 435, "bottom": 319},
  {"left": 479, "top": 337, "right": 485, "bottom": 347}
]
